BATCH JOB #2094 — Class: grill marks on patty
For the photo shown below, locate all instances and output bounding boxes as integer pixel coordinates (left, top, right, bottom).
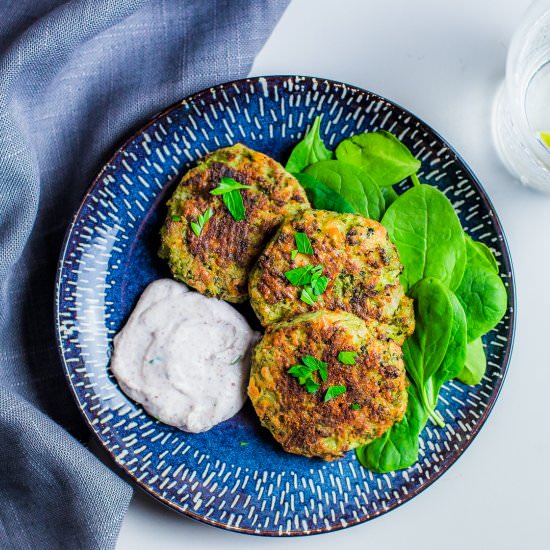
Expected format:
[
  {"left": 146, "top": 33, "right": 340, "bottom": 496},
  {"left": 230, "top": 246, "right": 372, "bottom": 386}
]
[{"left": 159, "top": 143, "right": 309, "bottom": 302}]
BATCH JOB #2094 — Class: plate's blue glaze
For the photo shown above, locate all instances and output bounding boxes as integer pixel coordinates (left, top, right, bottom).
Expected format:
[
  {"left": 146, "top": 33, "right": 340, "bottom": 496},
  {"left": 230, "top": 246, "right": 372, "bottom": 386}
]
[{"left": 55, "top": 76, "right": 515, "bottom": 536}]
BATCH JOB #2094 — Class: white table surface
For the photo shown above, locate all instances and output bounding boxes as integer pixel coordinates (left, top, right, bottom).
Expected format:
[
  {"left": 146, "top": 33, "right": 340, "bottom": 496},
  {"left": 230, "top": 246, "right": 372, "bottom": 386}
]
[{"left": 117, "top": 1, "right": 550, "bottom": 548}]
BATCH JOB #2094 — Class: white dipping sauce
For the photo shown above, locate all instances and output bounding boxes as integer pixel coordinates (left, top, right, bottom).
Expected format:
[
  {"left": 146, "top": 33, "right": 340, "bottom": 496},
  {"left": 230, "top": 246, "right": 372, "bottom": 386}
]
[{"left": 111, "top": 279, "right": 259, "bottom": 433}]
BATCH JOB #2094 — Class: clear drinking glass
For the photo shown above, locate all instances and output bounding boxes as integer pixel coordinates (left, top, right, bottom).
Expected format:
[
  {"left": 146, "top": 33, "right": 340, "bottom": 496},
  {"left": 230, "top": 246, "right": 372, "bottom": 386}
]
[{"left": 492, "top": 0, "right": 550, "bottom": 192}]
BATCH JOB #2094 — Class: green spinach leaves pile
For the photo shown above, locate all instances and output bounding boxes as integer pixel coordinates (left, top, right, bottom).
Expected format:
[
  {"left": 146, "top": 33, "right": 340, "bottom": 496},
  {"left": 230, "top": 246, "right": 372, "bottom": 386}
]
[{"left": 286, "top": 116, "right": 508, "bottom": 473}]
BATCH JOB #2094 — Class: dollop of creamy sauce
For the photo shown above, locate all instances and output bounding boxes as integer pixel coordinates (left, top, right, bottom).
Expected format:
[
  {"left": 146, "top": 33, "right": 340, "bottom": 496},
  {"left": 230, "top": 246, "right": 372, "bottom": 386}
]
[{"left": 111, "top": 279, "right": 259, "bottom": 433}]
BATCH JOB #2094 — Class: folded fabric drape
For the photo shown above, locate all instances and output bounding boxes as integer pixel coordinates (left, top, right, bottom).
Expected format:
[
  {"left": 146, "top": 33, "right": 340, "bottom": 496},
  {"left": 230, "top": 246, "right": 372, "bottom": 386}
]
[{"left": 0, "top": 1, "right": 289, "bottom": 548}]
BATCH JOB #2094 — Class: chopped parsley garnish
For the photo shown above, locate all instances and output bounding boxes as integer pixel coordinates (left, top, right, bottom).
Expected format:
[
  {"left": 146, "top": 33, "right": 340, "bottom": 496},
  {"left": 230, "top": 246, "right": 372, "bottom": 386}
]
[
  {"left": 210, "top": 177, "right": 252, "bottom": 221},
  {"left": 209, "top": 177, "right": 252, "bottom": 195},
  {"left": 350, "top": 403, "right": 361, "bottom": 410},
  {"left": 291, "top": 249, "right": 298, "bottom": 261},
  {"left": 190, "top": 207, "right": 213, "bottom": 237},
  {"left": 300, "top": 286, "right": 316, "bottom": 306},
  {"left": 284, "top": 264, "right": 328, "bottom": 305},
  {"left": 287, "top": 364, "right": 315, "bottom": 380},
  {"left": 338, "top": 351, "right": 358, "bottom": 365},
  {"left": 223, "top": 190, "right": 246, "bottom": 221},
  {"left": 304, "top": 379, "right": 321, "bottom": 393},
  {"left": 302, "top": 355, "right": 327, "bottom": 382},
  {"left": 171, "top": 215, "right": 182, "bottom": 222},
  {"left": 288, "top": 355, "right": 327, "bottom": 393},
  {"left": 295, "top": 232, "right": 314, "bottom": 255},
  {"left": 324, "top": 385, "right": 347, "bottom": 402},
  {"left": 285, "top": 264, "right": 318, "bottom": 286},
  {"left": 308, "top": 274, "right": 329, "bottom": 297}
]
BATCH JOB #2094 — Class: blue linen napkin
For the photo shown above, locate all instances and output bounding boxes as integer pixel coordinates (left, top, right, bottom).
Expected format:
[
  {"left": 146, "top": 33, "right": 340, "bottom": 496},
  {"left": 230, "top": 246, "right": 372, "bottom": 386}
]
[{"left": 0, "top": 1, "right": 289, "bottom": 548}]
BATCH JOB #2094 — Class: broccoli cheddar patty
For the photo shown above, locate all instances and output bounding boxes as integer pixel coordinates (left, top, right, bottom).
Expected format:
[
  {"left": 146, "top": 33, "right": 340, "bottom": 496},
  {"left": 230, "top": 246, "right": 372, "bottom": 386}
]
[
  {"left": 248, "top": 310, "right": 408, "bottom": 460},
  {"left": 248, "top": 209, "right": 414, "bottom": 344},
  {"left": 159, "top": 144, "right": 310, "bottom": 302}
]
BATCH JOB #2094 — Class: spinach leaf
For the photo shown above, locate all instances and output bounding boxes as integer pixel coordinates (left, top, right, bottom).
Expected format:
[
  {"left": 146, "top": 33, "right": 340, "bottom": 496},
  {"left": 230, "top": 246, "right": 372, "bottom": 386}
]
[
  {"left": 381, "top": 185, "right": 399, "bottom": 211},
  {"left": 335, "top": 130, "right": 421, "bottom": 187},
  {"left": 293, "top": 172, "right": 355, "bottom": 214},
  {"left": 355, "top": 383, "right": 428, "bottom": 473},
  {"left": 285, "top": 116, "right": 332, "bottom": 173},
  {"left": 381, "top": 184, "right": 466, "bottom": 290},
  {"left": 304, "top": 160, "right": 384, "bottom": 220},
  {"left": 402, "top": 278, "right": 468, "bottom": 427},
  {"left": 470, "top": 239, "right": 499, "bottom": 273},
  {"left": 403, "top": 278, "right": 454, "bottom": 392},
  {"left": 424, "top": 291, "right": 468, "bottom": 418},
  {"left": 456, "top": 237, "right": 507, "bottom": 341},
  {"left": 457, "top": 337, "right": 487, "bottom": 385}
]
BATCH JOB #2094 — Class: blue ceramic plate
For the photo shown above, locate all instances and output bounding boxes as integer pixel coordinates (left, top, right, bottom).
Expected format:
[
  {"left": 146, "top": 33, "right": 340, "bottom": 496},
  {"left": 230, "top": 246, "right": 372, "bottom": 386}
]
[{"left": 55, "top": 76, "right": 515, "bottom": 536}]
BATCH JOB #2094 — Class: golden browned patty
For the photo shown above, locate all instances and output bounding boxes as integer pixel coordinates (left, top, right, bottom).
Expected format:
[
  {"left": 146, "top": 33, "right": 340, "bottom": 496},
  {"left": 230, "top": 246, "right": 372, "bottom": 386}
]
[
  {"left": 159, "top": 144, "right": 310, "bottom": 302},
  {"left": 248, "top": 310, "right": 408, "bottom": 460},
  {"left": 248, "top": 209, "right": 414, "bottom": 344}
]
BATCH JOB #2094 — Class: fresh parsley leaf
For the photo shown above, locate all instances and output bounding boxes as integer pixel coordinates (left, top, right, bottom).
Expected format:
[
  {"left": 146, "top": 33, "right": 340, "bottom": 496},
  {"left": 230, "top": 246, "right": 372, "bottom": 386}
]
[
  {"left": 295, "top": 232, "right": 314, "bottom": 255},
  {"left": 351, "top": 403, "right": 361, "bottom": 410},
  {"left": 201, "top": 208, "right": 213, "bottom": 223},
  {"left": 301, "top": 355, "right": 319, "bottom": 369},
  {"left": 291, "top": 249, "right": 298, "bottom": 260},
  {"left": 190, "top": 207, "right": 213, "bottom": 237},
  {"left": 285, "top": 264, "right": 328, "bottom": 305},
  {"left": 304, "top": 379, "right": 321, "bottom": 393},
  {"left": 309, "top": 275, "right": 328, "bottom": 296},
  {"left": 210, "top": 178, "right": 251, "bottom": 221},
  {"left": 338, "top": 351, "right": 357, "bottom": 365},
  {"left": 288, "top": 364, "right": 316, "bottom": 379},
  {"left": 209, "top": 177, "right": 252, "bottom": 195},
  {"left": 318, "top": 361, "right": 328, "bottom": 383},
  {"left": 324, "top": 385, "right": 347, "bottom": 402},
  {"left": 300, "top": 286, "right": 317, "bottom": 306},
  {"left": 285, "top": 265, "right": 315, "bottom": 286},
  {"left": 190, "top": 222, "right": 201, "bottom": 237},
  {"left": 288, "top": 355, "right": 327, "bottom": 393},
  {"left": 171, "top": 215, "right": 182, "bottom": 222},
  {"left": 301, "top": 356, "right": 327, "bottom": 382},
  {"left": 222, "top": 189, "right": 246, "bottom": 221},
  {"left": 310, "top": 265, "right": 324, "bottom": 277}
]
